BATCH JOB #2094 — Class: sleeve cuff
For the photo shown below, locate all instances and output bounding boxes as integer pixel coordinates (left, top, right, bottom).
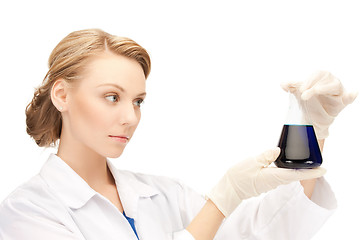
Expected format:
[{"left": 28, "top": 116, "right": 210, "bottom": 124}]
[
  {"left": 308, "top": 176, "right": 338, "bottom": 210},
  {"left": 173, "top": 229, "right": 195, "bottom": 240}
]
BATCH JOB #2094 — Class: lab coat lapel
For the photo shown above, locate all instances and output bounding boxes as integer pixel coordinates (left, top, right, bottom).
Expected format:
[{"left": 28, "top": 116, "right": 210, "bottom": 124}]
[
  {"left": 136, "top": 196, "right": 174, "bottom": 240},
  {"left": 73, "top": 196, "right": 139, "bottom": 240},
  {"left": 40, "top": 154, "right": 96, "bottom": 209},
  {"left": 107, "top": 160, "right": 172, "bottom": 239}
]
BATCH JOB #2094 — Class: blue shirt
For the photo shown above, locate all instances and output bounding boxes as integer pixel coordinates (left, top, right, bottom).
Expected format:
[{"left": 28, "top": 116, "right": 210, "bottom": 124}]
[{"left": 123, "top": 211, "right": 139, "bottom": 240}]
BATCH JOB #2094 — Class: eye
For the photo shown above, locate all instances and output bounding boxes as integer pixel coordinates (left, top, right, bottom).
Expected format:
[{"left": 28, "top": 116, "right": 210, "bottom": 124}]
[
  {"left": 105, "top": 94, "right": 119, "bottom": 103},
  {"left": 133, "top": 99, "right": 144, "bottom": 107}
]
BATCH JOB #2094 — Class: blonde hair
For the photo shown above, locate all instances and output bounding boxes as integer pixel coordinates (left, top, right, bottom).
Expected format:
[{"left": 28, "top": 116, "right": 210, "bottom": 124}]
[{"left": 25, "top": 29, "right": 151, "bottom": 147}]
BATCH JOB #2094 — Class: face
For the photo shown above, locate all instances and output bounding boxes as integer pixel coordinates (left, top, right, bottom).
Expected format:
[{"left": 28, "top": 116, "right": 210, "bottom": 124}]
[{"left": 63, "top": 52, "right": 146, "bottom": 158}]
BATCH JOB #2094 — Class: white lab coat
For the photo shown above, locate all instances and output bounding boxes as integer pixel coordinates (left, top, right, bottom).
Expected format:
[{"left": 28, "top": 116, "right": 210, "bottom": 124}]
[{"left": 0, "top": 154, "right": 337, "bottom": 240}]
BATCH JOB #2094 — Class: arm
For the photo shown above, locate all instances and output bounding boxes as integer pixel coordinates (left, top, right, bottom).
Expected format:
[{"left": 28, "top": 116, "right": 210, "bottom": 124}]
[
  {"left": 300, "top": 139, "right": 325, "bottom": 199},
  {"left": 186, "top": 200, "right": 225, "bottom": 240},
  {"left": 184, "top": 148, "right": 325, "bottom": 240}
]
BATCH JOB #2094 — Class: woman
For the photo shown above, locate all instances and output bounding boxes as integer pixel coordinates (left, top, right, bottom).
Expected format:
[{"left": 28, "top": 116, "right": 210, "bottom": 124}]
[{"left": 0, "top": 29, "right": 356, "bottom": 240}]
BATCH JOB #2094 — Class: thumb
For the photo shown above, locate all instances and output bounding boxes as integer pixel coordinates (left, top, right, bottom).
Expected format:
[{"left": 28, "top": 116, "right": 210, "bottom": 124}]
[
  {"left": 280, "top": 82, "right": 301, "bottom": 93},
  {"left": 342, "top": 91, "right": 358, "bottom": 105},
  {"left": 256, "top": 147, "right": 281, "bottom": 167}
]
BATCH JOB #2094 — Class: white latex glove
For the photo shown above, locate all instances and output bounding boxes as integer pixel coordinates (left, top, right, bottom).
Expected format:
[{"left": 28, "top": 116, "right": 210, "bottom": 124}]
[
  {"left": 206, "top": 148, "right": 326, "bottom": 217},
  {"left": 281, "top": 71, "right": 358, "bottom": 139}
]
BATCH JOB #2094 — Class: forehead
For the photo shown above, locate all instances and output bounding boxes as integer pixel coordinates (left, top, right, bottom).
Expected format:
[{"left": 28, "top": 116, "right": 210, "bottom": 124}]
[{"left": 79, "top": 52, "right": 146, "bottom": 91}]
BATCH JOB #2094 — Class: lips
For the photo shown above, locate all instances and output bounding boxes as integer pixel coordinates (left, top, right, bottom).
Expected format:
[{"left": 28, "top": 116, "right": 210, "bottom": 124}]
[{"left": 109, "top": 135, "right": 129, "bottom": 143}]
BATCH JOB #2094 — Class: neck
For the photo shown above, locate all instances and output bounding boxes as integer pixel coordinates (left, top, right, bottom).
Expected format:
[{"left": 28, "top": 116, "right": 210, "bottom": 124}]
[{"left": 57, "top": 131, "right": 115, "bottom": 190}]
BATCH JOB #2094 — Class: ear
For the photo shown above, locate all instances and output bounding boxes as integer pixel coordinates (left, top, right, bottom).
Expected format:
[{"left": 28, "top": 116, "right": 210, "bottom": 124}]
[{"left": 51, "top": 79, "right": 69, "bottom": 112}]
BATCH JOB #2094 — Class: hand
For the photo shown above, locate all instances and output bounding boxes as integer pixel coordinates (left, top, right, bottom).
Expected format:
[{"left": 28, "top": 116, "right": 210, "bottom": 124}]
[
  {"left": 281, "top": 71, "right": 358, "bottom": 139},
  {"left": 206, "top": 148, "right": 326, "bottom": 217}
]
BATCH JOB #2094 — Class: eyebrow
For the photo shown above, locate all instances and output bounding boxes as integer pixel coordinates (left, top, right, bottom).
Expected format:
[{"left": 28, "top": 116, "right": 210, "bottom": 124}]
[{"left": 97, "top": 83, "right": 146, "bottom": 97}]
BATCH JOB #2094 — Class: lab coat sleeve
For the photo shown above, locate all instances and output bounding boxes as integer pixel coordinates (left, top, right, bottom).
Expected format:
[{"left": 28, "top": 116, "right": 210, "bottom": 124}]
[
  {"left": 214, "top": 177, "right": 337, "bottom": 240},
  {"left": 171, "top": 177, "right": 336, "bottom": 240},
  {"left": 0, "top": 196, "right": 83, "bottom": 240},
  {"left": 172, "top": 229, "right": 196, "bottom": 240},
  {"left": 169, "top": 179, "right": 207, "bottom": 240}
]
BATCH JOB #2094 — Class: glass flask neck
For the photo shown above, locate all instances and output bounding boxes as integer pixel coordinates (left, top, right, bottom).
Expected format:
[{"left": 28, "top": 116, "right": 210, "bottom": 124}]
[{"left": 285, "top": 93, "right": 312, "bottom": 125}]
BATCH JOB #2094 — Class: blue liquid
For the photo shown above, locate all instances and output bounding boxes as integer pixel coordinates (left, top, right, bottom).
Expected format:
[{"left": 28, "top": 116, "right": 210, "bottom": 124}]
[{"left": 275, "top": 125, "right": 322, "bottom": 169}]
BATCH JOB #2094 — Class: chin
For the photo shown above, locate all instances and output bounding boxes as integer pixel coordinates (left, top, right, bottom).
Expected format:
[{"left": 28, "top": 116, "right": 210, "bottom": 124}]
[{"left": 104, "top": 149, "right": 125, "bottom": 159}]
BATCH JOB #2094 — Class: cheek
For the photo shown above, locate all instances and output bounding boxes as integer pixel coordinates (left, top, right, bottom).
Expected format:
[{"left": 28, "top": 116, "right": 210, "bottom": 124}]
[{"left": 70, "top": 94, "right": 113, "bottom": 134}]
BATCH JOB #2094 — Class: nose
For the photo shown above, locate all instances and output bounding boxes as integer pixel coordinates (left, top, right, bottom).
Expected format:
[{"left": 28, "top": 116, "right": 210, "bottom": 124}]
[{"left": 119, "top": 101, "right": 140, "bottom": 126}]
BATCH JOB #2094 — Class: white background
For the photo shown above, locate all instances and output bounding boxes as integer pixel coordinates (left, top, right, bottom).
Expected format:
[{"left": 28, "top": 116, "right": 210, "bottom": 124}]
[{"left": 0, "top": 0, "right": 361, "bottom": 239}]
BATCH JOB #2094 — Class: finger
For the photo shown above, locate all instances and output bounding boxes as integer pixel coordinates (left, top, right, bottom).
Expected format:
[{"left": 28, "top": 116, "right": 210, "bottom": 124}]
[
  {"left": 257, "top": 147, "right": 281, "bottom": 167},
  {"left": 270, "top": 167, "right": 327, "bottom": 182},
  {"left": 342, "top": 91, "right": 358, "bottom": 105},
  {"left": 300, "top": 71, "right": 330, "bottom": 93},
  {"left": 280, "top": 82, "right": 301, "bottom": 93},
  {"left": 301, "top": 79, "right": 343, "bottom": 100},
  {"left": 300, "top": 88, "right": 317, "bottom": 100}
]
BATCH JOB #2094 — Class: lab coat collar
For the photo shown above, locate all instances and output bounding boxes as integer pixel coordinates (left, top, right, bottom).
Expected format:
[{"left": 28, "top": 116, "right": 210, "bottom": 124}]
[
  {"left": 40, "top": 154, "right": 97, "bottom": 209},
  {"left": 106, "top": 158, "right": 160, "bottom": 219},
  {"left": 39, "top": 154, "right": 160, "bottom": 216},
  {"left": 106, "top": 159, "right": 160, "bottom": 199}
]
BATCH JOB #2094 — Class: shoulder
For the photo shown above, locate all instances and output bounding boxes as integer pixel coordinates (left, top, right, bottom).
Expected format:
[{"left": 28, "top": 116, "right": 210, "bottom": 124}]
[
  {"left": 116, "top": 168, "right": 205, "bottom": 201},
  {"left": 1, "top": 174, "right": 49, "bottom": 210},
  {"left": 116, "top": 169, "right": 205, "bottom": 207},
  {"left": 120, "top": 169, "right": 188, "bottom": 194},
  {"left": 0, "top": 175, "right": 74, "bottom": 234},
  {"left": 1, "top": 174, "right": 61, "bottom": 208}
]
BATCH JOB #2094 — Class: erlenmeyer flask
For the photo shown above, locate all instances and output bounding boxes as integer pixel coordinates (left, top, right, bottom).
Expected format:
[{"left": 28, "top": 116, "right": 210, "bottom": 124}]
[{"left": 275, "top": 93, "right": 322, "bottom": 169}]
